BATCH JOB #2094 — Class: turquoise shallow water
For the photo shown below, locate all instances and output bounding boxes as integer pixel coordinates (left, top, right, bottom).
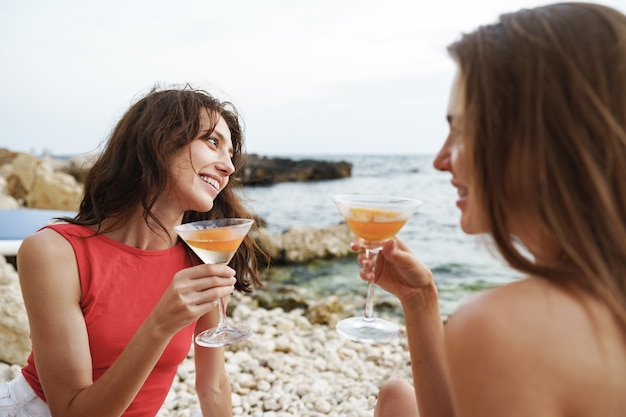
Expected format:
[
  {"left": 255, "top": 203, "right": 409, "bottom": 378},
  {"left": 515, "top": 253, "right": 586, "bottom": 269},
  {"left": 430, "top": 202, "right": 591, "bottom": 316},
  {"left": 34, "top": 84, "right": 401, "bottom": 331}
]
[{"left": 240, "top": 154, "right": 520, "bottom": 319}]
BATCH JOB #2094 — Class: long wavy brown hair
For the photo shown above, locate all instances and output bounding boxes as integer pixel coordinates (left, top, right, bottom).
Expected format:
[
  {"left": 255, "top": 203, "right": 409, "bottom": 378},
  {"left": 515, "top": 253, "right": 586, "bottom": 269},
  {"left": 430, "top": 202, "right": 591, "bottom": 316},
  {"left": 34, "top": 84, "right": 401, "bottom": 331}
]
[
  {"left": 63, "top": 85, "right": 266, "bottom": 292},
  {"left": 447, "top": 3, "right": 626, "bottom": 330}
]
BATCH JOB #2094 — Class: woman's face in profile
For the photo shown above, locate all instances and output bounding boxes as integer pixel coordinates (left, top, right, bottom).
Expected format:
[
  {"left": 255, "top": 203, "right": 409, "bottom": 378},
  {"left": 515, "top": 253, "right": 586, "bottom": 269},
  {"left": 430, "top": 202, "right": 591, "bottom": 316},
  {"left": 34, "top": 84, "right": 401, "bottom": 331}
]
[
  {"left": 166, "top": 111, "right": 235, "bottom": 214},
  {"left": 434, "top": 67, "right": 487, "bottom": 235}
]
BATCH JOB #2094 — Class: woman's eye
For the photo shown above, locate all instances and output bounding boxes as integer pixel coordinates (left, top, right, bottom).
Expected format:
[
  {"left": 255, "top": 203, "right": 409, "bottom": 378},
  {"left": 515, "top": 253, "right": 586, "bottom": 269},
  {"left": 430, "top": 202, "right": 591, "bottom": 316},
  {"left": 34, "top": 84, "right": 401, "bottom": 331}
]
[
  {"left": 206, "top": 137, "right": 218, "bottom": 146},
  {"left": 450, "top": 124, "right": 464, "bottom": 140}
]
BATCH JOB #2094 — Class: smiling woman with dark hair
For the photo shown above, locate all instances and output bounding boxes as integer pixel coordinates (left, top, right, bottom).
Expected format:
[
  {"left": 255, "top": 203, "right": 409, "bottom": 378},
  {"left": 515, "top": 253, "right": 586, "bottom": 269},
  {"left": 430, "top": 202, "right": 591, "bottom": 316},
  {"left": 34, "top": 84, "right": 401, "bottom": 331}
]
[{"left": 0, "top": 85, "right": 266, "bottom": 417}]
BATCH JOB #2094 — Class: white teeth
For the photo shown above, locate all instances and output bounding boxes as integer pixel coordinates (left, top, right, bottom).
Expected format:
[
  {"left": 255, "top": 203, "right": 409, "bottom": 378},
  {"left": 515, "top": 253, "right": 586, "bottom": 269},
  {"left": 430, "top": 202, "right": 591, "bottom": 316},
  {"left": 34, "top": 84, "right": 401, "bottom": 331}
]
[{"left": 200, "top": 175, "right": 219, "bottom": 190}]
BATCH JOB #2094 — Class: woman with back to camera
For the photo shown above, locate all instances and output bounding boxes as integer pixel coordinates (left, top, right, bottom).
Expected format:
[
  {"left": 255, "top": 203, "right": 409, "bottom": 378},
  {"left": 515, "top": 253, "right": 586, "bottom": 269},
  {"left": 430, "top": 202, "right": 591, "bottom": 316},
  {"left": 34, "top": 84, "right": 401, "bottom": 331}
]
[
  {"left": 0, "top": 85, "right": 265, "bottom": 416},
  {"left": 361, "top": 3, "right": 626, "bottom": 416}
]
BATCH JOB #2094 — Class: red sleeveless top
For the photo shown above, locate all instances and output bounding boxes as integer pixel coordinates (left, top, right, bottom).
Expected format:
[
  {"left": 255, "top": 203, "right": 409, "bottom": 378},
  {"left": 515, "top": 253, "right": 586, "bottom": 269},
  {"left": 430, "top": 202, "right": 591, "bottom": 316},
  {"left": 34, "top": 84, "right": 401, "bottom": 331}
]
[{"left": 22, "top": 224, "right": 196, "bottom": 416}]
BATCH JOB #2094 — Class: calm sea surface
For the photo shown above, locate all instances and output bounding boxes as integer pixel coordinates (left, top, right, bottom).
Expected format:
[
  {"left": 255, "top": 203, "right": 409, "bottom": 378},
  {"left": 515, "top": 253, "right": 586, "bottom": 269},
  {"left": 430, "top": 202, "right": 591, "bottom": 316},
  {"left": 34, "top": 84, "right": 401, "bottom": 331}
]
[{"left": 240, "top": 154, "right": 520, "bottom": 319}]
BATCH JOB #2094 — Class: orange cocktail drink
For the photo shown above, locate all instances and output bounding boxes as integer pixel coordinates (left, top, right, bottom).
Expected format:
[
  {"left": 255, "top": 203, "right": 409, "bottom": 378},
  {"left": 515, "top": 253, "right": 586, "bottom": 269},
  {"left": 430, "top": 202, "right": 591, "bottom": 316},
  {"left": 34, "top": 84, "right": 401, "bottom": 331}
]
[
  {"left": 185, "top": 227, "right": 245, "bottom": 252},
  {"left": 182, "top": 227, "right": 246, "bottom": 265},
  {"left": 345, "top": 207, "right": 408, "bottom": 241}
]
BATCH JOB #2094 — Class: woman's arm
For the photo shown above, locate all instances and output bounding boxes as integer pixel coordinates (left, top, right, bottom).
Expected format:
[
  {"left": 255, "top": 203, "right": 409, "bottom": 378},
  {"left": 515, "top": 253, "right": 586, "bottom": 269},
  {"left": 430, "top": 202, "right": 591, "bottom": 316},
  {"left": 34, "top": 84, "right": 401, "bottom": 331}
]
[
  {"left": 370, "top": 238, "right": 455, "bottom": 417},
  {"left": 194, "top": 311, "right": 232, "bottom": 417},
  {"left": 18, "top": 228, "right": 235, "bottom": 417},
  {"left": 401, "top": 284, "right": 455, "bottom": 417}
]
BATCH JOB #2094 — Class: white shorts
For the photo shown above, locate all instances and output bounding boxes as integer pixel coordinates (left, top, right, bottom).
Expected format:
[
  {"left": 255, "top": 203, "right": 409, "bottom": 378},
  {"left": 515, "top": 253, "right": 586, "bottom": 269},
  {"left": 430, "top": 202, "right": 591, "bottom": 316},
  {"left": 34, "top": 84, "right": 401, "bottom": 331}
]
[{"left": 0, "top": 373, "right": 51, "bottom": 417}]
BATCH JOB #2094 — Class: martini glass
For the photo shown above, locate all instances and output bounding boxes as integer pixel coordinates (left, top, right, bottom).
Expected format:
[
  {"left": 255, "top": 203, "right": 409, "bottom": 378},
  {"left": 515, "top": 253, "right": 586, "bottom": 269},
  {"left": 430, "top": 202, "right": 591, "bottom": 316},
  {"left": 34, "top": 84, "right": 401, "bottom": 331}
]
[
  {"left": 332, "top": 195, "right": 422, "bottom": 343},
  {"left": 174, "top": 218, "right": 254, "bottom": 347}
]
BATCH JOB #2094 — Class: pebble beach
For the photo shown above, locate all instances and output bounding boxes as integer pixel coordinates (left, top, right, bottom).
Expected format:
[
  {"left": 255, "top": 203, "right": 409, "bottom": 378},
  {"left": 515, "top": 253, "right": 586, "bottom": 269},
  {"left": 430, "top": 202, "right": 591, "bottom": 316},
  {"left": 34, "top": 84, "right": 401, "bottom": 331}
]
[
  {"left": 162, "top": 298, "right": 413, "bottom": 417},
  {"left": 0, "top": 294, "right": 415, "bottom": 417}
]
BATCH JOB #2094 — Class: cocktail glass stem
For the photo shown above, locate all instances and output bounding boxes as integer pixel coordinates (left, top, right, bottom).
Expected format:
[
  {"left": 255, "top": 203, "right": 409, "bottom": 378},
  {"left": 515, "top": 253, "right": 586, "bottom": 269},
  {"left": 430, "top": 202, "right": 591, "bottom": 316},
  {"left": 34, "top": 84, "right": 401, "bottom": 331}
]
[
  {"left": 362, "top": 248, "right": 379, "bottom": 321},
  {"left": 194, "top": 285, "right": 251, "bottom": 348},
  {"left": 216, "top": 297, "right": 229, "bottom": 329},
  {"left": 336, "top": 244, "right": 399, "bottom": 343}
]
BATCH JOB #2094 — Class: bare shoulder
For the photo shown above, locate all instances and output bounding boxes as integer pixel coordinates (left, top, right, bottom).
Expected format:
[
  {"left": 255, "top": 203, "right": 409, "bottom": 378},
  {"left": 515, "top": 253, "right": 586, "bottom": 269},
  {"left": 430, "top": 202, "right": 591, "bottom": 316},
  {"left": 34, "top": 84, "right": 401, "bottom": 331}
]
[
  {"left": 18, "top": 227, "right": 80, "bottom": 301},
  {"left": 444, "top": 277, "right": 626, "bottom": 417},
  {"left": 18, "top": 229, "right": 74, "bottom": 260}
]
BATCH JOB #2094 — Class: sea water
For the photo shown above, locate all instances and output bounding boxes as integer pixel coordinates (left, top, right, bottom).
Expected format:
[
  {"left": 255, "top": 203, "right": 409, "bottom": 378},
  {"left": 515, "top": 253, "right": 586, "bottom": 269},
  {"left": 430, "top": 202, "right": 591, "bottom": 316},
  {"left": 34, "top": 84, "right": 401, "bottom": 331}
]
[{"left": 240, "top": 154, "right": 520, "bottom": 318}]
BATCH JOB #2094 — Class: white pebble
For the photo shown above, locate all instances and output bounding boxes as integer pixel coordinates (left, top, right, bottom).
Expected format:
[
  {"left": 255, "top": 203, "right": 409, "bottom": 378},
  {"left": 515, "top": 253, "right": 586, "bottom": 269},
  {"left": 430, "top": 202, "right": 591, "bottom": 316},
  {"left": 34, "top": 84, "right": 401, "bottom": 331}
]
[{"left": 314, "top": 398, "right": 332, "bottom": 413}]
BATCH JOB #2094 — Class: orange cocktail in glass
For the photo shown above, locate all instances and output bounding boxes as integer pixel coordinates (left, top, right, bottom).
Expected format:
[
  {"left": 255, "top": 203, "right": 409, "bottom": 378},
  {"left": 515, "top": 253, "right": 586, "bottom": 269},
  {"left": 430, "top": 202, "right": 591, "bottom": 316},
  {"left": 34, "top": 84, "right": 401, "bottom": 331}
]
[
  {"left": 175, "top": 218, "right": 253, "bottom": 347},
  {"left": 332, "top": 195, "right": 422, "bottom": 343},
  {"left": 345, "top": 207, "right": 408, "bottom": 241}
]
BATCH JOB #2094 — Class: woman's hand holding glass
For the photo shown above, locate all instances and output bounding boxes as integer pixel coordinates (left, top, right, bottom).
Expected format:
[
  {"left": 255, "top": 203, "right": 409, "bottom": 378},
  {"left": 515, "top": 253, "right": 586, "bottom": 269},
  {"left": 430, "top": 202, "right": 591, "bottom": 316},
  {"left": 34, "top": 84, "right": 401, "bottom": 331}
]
[
  {"left": 353, "top": 237, "right": 436, "bottom": 304},
  {"left": 149, "top": 263, "right": 236, "bottom": 338}
]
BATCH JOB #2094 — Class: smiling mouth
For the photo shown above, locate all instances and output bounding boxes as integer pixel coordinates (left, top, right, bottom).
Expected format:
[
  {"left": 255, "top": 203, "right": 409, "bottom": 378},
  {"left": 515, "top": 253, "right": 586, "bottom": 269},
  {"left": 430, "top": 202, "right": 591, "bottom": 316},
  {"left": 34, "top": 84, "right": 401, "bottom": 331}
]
[{"left": 199, "top": 174, "right": 219, "bottom": 191}]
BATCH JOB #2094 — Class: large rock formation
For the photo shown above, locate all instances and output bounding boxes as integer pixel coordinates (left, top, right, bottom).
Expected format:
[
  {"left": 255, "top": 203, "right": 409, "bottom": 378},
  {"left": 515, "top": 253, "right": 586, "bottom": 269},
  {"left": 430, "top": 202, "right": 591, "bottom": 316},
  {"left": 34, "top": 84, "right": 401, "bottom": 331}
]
[
  {"left": 239, "top": 154, "right": 352, "bottom": 185},
  {"left": 0, "top": 149, "right": 83, "bottom": 211}
]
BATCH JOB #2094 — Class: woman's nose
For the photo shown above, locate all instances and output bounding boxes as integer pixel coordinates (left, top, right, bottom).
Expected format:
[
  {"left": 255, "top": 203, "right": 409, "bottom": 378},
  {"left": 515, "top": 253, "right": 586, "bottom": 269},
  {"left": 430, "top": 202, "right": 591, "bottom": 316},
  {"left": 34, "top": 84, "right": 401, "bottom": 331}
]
[
  {"left": 218, "top": 153, "right": 235, "bottom": 176},
  {"left": 433, "top": 134, "right": 452, "bottom": 172}
]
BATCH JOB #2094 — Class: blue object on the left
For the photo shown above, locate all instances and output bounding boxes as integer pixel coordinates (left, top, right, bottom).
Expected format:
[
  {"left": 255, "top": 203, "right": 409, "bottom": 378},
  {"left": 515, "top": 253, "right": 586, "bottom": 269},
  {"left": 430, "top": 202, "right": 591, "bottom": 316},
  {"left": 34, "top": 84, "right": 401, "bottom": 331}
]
[{"left": 0, "top": 209, "right": 76, "bottom": 240}]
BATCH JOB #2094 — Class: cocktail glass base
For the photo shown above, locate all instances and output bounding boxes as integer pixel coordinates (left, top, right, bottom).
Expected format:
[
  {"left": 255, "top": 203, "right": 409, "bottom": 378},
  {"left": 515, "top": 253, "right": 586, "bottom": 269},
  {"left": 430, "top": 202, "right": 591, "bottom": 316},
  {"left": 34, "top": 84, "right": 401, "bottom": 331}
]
[
  {"left": 195, "top": 324, "right": 253, "bottom": 348},
  {"left": 336, "top": 317, "right": 399, "bottom": 344}
]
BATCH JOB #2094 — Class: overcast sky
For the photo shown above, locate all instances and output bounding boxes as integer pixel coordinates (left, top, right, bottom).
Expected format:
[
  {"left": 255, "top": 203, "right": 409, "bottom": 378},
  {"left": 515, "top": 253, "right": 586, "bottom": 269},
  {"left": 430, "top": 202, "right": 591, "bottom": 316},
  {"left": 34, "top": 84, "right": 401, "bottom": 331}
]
[{"left": 1, "top": 0, "right": 625, "bottom": 157}]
